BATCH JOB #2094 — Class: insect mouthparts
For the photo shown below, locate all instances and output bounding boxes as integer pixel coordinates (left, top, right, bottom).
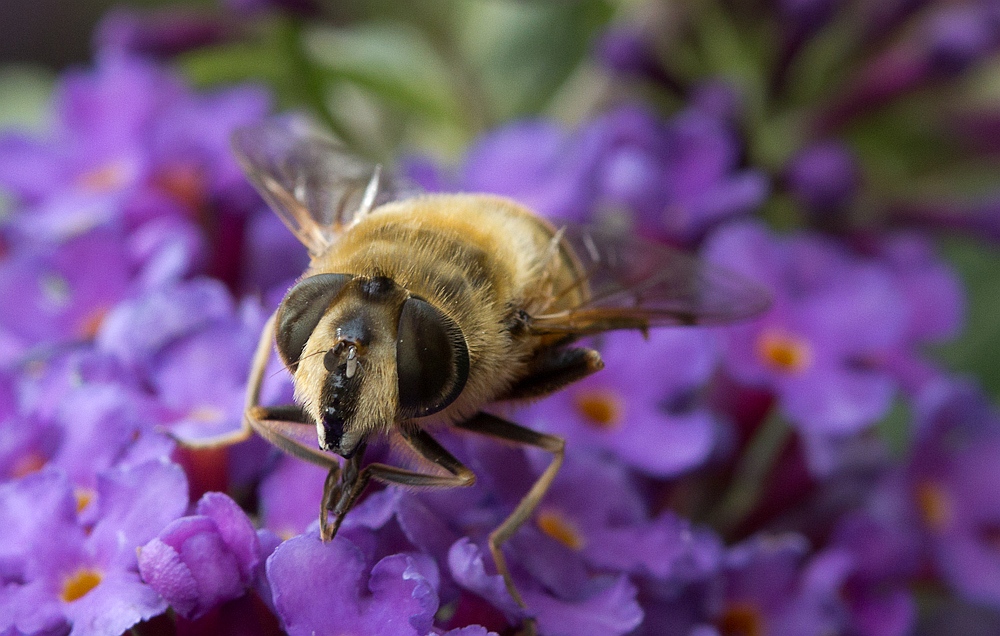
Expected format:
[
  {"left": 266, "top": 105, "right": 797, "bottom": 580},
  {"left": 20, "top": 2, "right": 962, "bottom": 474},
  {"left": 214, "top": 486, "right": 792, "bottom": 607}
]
[
  {"left": 345, "top": 346, "right": 359, "bottom": 378},
  {"left": 320, "top": 340, "right": 364, "bottom": 456},
  {"left": 324, "top": 342, "right": 361, "bottom": 375},
  {"left": 322, "top": 405, "right": 345, "bottom": 449}
]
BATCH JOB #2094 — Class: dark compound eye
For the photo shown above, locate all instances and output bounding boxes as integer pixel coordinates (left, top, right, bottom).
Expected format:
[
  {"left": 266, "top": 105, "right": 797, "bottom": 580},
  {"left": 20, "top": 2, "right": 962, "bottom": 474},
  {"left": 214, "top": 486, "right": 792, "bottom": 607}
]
[
  {"left": 275, "top": 273, "right": 354, "bottom": 369},
  {"left": 396, "top": 297, "right": 469, "bottom": 418}
]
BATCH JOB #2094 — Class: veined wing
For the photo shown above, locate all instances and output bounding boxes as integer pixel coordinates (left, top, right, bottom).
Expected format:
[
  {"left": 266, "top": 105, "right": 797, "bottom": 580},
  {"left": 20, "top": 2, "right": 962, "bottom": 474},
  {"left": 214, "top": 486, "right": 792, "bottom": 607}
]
[
  {"left": 231, "top": 115, "right": 417, "bottom": 257},
  {"left": 531, "top": 223, "right": 771, "bottom": 335}
]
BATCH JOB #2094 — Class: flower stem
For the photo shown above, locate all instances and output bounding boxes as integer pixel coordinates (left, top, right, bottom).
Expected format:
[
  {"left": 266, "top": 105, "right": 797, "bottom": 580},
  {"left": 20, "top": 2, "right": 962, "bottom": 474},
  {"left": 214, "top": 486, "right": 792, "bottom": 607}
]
[{"left": 708, "top": 410, "right": 791, "bottom": 536}]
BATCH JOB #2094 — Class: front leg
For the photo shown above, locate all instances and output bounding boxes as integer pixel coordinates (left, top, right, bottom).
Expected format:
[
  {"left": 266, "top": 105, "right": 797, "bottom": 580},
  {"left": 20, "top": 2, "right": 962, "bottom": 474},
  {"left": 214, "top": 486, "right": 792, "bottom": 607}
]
[
  {"left": 453, "top": 412, "right": 564, "bottom": 612},
  {"left": 320, "top": 427, "right": 476, "bottom": 541},
  {"left": 173, "top": 311, "right": 280, "bottom": 449}
]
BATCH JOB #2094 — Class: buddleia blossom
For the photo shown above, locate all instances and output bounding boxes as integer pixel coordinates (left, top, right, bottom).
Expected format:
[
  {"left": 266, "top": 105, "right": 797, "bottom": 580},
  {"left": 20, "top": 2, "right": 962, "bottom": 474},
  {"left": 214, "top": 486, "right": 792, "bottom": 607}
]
[
  {"left": 520, "top": 329, "right": 719, "bottom": 476},
  {"left": 703, "top": 222, "right": 909, "bottom": 473},
  {"left": 1, "top": 0, "right": 999, "bottom": 633},
  {"left": 0, "top": 462, "right": 188, "bottom": 635},
  {"left": 138, "top": 492, "right": 267, "bottom": 620},
  {"left": 429, "top": 102, "right": 769, "bottom": 243}
]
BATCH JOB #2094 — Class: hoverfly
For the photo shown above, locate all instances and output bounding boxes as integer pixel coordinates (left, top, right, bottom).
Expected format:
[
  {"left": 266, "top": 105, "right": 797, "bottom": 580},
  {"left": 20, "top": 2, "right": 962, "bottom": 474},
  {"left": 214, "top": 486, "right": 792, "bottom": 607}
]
[{"left": 191, "top": 116, "right": 769, "bottom": 620}]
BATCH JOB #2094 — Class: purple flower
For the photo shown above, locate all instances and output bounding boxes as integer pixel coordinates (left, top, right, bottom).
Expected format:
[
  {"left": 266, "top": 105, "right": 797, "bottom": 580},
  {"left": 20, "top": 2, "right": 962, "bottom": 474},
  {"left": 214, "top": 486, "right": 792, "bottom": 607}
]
[
  {"left": 258, "top": 454, "right": 328, "bottom": 539},
  {"left": 778, "top": 0, "right": 843, "bottom": 39},
  {"left": 0, "top": 52, "right": 269, "bottom": 296},
  {"left": 139, "top": 492, "right": 263, "bottom": 619},
  {"left": 829, "top": 512, "right": 918, "bottom": 636},
  {"left": 520, "top": 329, "right": 719, "bottom": 476},
  {"left": 924, "top": 5, "right": 1000, "bottom": 77},
  {"left": 906, "top": 379, "right": 1000, "bottom": 608},
  {"left": 654, "top": 106, "right": 769, "bottom": 243},
  {"left": 595, "top": 27, "right": 679, "bottom": 91},
  {"left": 0, "top": 461, "right": 188, "bottom": 635},
  {"left": 241, "top": 208, "right": 309, "bottom": 296},
  {"left": 1, "top": 345, "right": 174, "bottom": 515},
  {"left": 97, "top": 277, "right": 236, "bottom": 372},
  {"left": 95, "top": 8, "right": 228, "bottom": 59},
  {"left": 704, "top": 221, "right": 907, "bottom": 472},
  {"left": 819, "top": 6, "right": 1000, "bottom": 132},
  {"left": 448, "top": 538, "right": 643, "bottom": 636},
  {"left": 147, "top": 299, "right": 265, "bottom": 443},
  {"left": 872, "top": 232, "right": 965, "bottom": 395},
  {"left": 460, "top": 120, "right": 591, "bottom": 221},
  {"left": 875, "top": 232, "right": 964, "bottom": 346},
  {"left": 515, "top": 452, "right": 722, "bottom": 581},
  {"left": 412, "top": 439, "right": 648, "bottom": 634},
  {"left": 784, "top": 140, "right": 860, "bottom": 218},
  {"left": 452, "top": 103, "right": 767, "bottom": 242},
  {"left": 39, "top": 383, "right": 173, "bottom": 522},
  {"left": 709, "top": 534, "right": 850, "bottom": 635},
  {"left": 266, "top": 533, "right": 441, "bottom": 636},
  {"left": 93, "top": 277, "right": 269, "bottom": 444},
  {"left": 0, "top": 228, "right": 133, "bottom": 355}
]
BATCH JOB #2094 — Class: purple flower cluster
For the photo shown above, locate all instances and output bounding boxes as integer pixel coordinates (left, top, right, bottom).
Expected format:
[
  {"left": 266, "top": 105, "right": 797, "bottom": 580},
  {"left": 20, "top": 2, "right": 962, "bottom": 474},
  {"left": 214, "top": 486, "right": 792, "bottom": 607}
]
[
  {"left": 434, "top": 101, "right": 768, "bottom": 246},
  {"left": 1, "top": 1, "right": 998, "bottom": 634}
]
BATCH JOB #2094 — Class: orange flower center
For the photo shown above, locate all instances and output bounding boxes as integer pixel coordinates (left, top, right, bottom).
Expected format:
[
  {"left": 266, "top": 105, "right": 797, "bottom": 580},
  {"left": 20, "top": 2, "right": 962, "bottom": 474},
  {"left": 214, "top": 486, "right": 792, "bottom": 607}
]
[
  {"left": 536, "top": 509, "right": 584, "bottom": 550},
  {"left": 574, "top": 388, "right": 623, "bottom": 429},
  {"left": 77, "top": 306, "right": 109, "bottom": 340},
  {"left": 718, "top": 602, "right": 763, "bottom": 636},
  {"left": 74, "top": 488, "right": 96, "bottom": 515},
  {"left": 60, "top": 568, "right": 102, "bottom": 602},
  {"left": 10, "top": 451, "right": 47, "bottom": 478},
  {"left": 77, "top": 161, "right": 131, "bottom": 193},
  {"left": 756, "top": 330, "right": 812, "bottom": 373},
  {"left": 916, "top": 481, "right": 951, "bottom": 531},
  {"left": 156, "top": 164, "right": 206, "bottom": 211}
]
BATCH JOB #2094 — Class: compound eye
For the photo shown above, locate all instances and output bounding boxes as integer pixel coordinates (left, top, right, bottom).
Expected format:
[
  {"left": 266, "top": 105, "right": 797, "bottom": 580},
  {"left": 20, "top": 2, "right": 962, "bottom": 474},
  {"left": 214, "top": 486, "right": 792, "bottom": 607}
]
[
  {"left": 396, "top": 297, "right": 469, "bottom": 418},
  {"left": 275, "top": 273, "right": 354, "bottom": 369}
]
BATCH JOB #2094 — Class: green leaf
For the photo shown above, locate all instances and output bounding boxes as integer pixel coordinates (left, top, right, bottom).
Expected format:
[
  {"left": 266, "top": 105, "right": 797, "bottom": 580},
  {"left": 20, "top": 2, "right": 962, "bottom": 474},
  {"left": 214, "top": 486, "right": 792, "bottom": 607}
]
[
  {"left": 876, "top": 398, "right": 911, "bottom": 458},
  {"left": 457, "top": 0, "right": 613, "bottom": 123},
  {"left": 303, "top": 22, "right": 464, "bottom": 125},
  {"left": 934, "top": 237, "right": 1000, "bottom": 401},
  {"left": 178, "top": 27, "right": 295, "bottom": 95},
  {"left": 0, "top": 65, "right": 55, "bottom": 133}
]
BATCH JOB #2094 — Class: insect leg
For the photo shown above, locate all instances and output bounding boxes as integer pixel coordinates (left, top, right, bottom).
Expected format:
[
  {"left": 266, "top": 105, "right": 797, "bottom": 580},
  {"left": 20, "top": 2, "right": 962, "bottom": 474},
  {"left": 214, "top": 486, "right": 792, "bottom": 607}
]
[
  {"left": 453, "top": 412, "right": 565, "bottom": 610},
  {"left": 499, "top": 346, "right": 604, "bottom": 401},
  {"left": 172, "top": 311, "right": 279, "bottom": 449},
  {"left": 320, "top": 428, "right": 476, "bottom": 540},
  {"left": 246, "top": 405, "right": 337, "bottom": 469}
]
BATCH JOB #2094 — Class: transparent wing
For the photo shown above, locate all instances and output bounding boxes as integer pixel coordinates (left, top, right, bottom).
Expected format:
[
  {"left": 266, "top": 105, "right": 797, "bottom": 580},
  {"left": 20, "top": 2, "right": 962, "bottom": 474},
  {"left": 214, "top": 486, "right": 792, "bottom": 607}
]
[
  {"left": 231, "top": 115, "right": 418, "bottom": 256},
  {"left": 531, "top": 223, "right": 771, "bottom": 335}
]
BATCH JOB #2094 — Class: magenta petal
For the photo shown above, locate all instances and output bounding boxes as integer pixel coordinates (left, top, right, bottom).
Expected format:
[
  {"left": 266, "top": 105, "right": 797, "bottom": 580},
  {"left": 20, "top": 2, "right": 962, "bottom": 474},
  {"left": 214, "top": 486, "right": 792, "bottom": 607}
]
[
  {"left": 448, "top": 538, "right": 523, "bottom": 618},
  {"left": 442, "top": 627, "right": 500, "bottom": 636},
  {"left": 781, "top": 368, "right": 896, "bottom": 435},
  {"left": 259, "top": 455, "right": 328, "bottom": 538},
  {"left": 195, "top": 492, "right": 261, "bottom": 579},
  {"left": 91, "top": 460, "right": 189, "bottom": 569},
  {"left": 97, "top": 278, "right": 235, "bottom": 369},
  {"left": 138, "top": 538, "right": 201, "bottom": 617},
  {"left": 268, "top": 533, "right": 440, "bottom": 636},
  {"left": 610, "top": 409, "right": 716, "bottom": 476},
  {"left": 138, "top": 493, "right": 262, "bottom": 619},
  {"left": 527, "top": 576, "right": 643, "bottom": 636},
  {"left": 367, "top": 553, "right": 440, "bottom": 635},
  {"left": 61, "top": 569, "right": 168, "bottom": 636},
  {"left": 268, "top": 535, "right": 365, "bottom": 633}
]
